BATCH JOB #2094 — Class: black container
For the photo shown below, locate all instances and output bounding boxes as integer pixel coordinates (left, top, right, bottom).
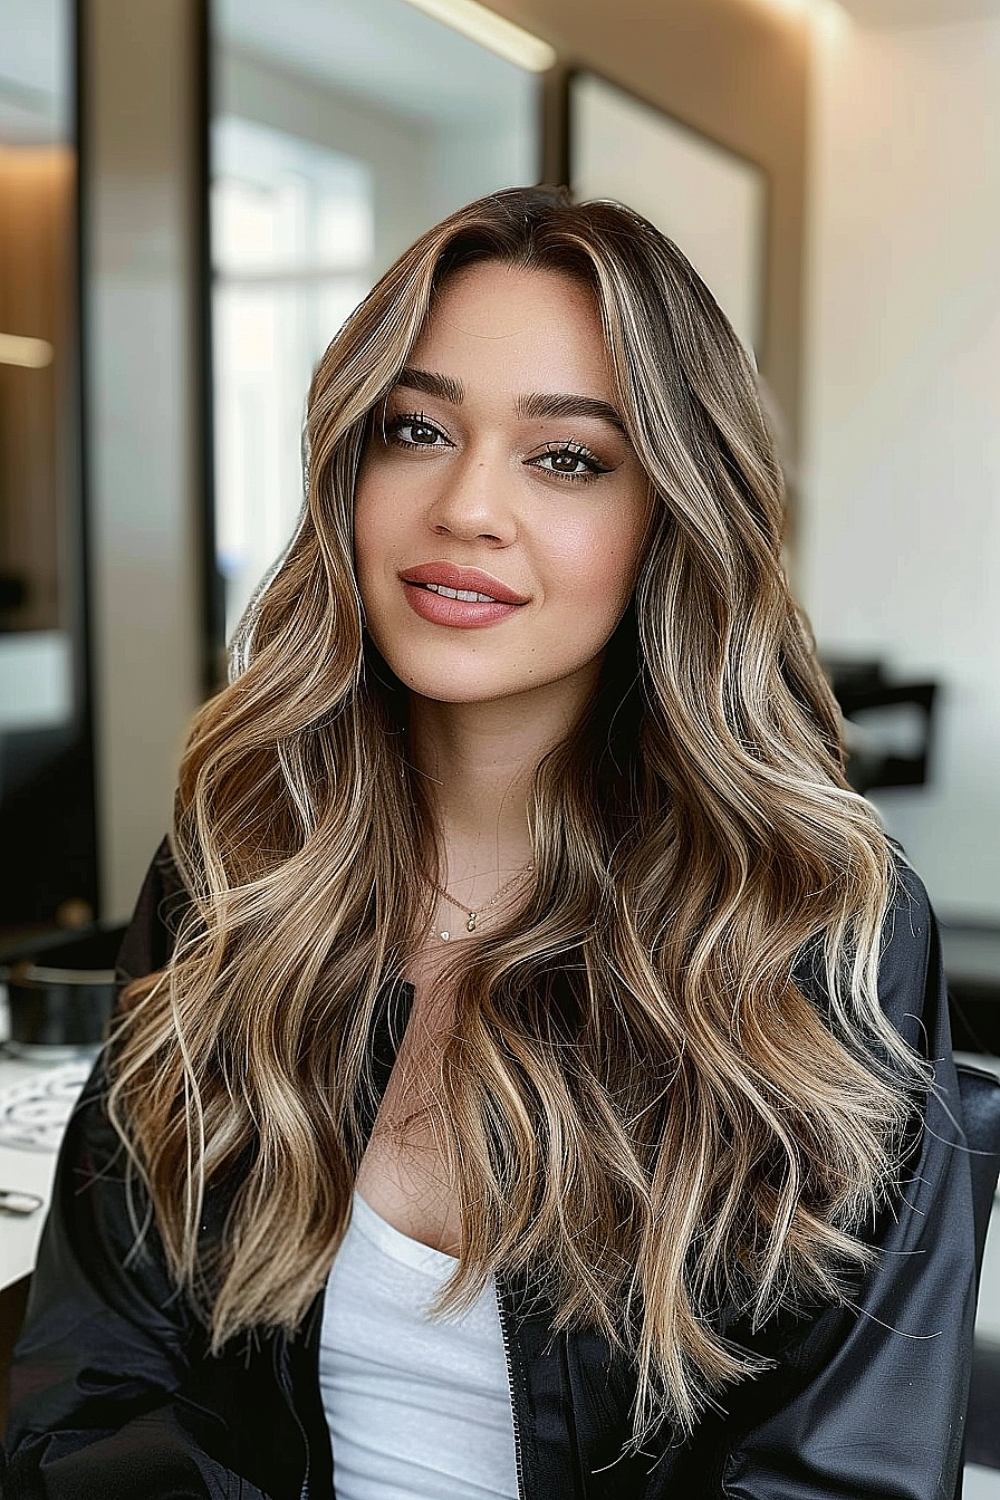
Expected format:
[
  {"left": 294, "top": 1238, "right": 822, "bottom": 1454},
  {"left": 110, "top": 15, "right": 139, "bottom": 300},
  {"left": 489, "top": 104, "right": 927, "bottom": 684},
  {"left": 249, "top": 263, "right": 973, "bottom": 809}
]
[{"left": 2, "top": 924, "right": 127, "bottom": 1059}]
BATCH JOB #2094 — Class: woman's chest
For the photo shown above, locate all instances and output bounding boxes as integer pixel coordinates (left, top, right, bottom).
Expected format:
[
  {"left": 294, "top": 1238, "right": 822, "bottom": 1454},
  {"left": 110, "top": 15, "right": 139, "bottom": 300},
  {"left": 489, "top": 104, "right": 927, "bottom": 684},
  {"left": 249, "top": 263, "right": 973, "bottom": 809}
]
[{"left": 353, "top": 947, "right": 464, "bottom": 1255}]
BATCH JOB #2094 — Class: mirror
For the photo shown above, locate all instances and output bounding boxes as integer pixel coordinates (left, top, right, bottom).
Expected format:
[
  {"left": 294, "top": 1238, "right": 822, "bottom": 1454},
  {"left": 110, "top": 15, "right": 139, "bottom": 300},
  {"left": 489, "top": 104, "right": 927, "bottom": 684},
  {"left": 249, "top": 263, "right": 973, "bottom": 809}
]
[
  {"left": 0, "top": 0, "right": 96, "bottom": 939},
  {"left": 208, "top": 0, "right": 542, "bottom": 661}
]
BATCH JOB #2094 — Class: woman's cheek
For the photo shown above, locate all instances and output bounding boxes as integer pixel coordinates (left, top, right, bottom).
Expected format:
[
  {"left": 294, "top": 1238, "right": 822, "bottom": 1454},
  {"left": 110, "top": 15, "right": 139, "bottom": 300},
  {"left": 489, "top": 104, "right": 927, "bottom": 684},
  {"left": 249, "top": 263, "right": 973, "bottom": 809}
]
[{"left": 562, "top": 529, "right": 639, "bottom": 618}]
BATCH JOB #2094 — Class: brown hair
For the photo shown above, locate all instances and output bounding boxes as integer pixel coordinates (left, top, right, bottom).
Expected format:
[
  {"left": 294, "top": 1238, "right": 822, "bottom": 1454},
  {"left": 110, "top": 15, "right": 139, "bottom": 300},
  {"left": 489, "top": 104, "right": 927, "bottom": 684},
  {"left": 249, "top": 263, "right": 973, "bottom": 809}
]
[{"left": 108, "top": 185, "right": 928, "bottom": 1445}]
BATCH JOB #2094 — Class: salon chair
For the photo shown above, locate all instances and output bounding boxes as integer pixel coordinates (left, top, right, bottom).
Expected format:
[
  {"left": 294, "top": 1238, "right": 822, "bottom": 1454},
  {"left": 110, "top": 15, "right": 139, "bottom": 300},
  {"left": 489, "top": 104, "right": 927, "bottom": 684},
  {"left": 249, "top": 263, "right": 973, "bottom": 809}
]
[{"left": 821, "top": 655, "right": 938, "bottom": 797}]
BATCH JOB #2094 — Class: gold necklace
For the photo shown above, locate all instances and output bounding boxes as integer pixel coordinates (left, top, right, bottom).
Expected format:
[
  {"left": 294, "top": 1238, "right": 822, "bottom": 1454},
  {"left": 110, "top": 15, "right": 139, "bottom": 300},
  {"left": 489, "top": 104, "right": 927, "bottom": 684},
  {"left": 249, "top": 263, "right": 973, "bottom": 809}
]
[{"left": 425, "top": 863, "right": 535, "bottom": 942}]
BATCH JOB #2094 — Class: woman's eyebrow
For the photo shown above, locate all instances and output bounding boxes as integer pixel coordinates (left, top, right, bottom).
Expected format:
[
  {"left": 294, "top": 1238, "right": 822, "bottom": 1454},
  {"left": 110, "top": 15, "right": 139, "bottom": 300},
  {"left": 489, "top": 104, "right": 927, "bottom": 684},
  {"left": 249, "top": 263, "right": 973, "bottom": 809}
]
[
  {"left": 396, "top": 366, "right": 464, "bottom": 404},
  {"left": 515, "top": 391, "right": 626, "bottom": 435},
  {"left": 395, "top": 367, "right": 627, "bottom": 436}
]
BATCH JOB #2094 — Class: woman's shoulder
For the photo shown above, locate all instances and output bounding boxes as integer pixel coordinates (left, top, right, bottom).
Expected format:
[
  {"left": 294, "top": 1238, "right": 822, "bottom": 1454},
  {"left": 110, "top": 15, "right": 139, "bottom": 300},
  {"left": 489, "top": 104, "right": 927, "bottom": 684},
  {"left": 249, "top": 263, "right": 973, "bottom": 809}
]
[
  {"left": 884, "top": 835, "right": 934, "bottom": 936},
  {"left": 790, "top": 837, "right": 940, "bottom": 1055},
  {"left": 878, "top": 837, "right": 941, "bottom": 1050},
  {"left": 115, "top": 834, "right": 193, "bottom": 987}
]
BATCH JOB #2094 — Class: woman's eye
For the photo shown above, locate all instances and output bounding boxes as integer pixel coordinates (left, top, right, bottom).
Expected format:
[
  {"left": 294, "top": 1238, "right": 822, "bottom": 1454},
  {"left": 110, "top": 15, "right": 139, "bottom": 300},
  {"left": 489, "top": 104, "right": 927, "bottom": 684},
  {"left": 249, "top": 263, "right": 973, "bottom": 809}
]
[
  {"left": 532, "top": 443, "right": 610, "bottom": 482},
  {"left": 385, "top": 413, "right": 448, "bottom": 449}
]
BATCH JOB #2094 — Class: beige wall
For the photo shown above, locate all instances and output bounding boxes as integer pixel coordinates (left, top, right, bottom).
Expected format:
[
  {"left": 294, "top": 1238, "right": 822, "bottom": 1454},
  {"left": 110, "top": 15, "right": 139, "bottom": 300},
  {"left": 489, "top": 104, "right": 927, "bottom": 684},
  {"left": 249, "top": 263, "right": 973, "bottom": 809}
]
[
  {"left": 489, "top": 0, "right": 812, "bottom": 467},
  {"left": 801, "top": 14, "right": 1000, "bottom": 921},
  {"left": 83, "top": 0, "right": 204, "bottom": 918}
]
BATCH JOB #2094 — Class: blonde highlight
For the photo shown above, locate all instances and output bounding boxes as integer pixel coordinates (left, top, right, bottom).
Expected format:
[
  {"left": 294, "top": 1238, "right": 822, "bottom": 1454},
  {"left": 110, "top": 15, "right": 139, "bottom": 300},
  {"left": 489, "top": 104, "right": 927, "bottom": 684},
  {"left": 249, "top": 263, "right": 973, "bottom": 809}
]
[{"left": 107, "top": 186, "right": 929, "bottom": 1448}]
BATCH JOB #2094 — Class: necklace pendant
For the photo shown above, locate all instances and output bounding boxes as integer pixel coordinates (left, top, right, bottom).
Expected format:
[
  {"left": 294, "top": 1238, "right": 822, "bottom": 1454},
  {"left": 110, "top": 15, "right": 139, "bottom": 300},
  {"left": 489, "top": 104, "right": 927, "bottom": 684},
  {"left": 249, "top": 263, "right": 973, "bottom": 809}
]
[
  {"left": 467, "top": 913, "right": 477, "bottom": 932},
  {"left": 440, "top": 930, "right": 450, "bottom": 942}
]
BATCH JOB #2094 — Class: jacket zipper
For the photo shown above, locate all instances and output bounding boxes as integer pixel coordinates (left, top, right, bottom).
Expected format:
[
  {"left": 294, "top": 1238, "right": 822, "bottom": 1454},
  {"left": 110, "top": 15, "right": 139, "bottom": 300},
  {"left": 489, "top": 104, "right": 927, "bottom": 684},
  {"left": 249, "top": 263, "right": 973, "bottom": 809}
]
[{"left": 495, "top": 1271, "right": 528, "bottom": 1500}]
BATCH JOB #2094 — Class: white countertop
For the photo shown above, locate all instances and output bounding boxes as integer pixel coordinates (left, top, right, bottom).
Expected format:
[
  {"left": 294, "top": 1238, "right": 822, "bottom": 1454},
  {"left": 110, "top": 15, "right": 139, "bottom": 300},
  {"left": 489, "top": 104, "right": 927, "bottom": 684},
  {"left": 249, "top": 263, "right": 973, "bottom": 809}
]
[{"left": 0, "top": 1052, "right": 66, "bottom": 1292}]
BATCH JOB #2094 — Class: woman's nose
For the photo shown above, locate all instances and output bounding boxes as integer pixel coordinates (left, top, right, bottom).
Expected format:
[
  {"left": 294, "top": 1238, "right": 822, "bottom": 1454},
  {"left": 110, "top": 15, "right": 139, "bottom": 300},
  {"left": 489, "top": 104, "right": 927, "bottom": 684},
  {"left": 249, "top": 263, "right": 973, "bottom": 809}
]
[{"left": 425, "top": 447, "right": 518, "bottom": 543}]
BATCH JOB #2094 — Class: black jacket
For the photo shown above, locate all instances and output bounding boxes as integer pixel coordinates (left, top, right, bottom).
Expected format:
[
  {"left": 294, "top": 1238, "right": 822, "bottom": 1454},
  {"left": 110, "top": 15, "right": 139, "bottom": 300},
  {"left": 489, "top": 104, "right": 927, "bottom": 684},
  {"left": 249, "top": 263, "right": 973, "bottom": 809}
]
[{"left": 0, "top": 840, "right": 978, "bottom": 1499}]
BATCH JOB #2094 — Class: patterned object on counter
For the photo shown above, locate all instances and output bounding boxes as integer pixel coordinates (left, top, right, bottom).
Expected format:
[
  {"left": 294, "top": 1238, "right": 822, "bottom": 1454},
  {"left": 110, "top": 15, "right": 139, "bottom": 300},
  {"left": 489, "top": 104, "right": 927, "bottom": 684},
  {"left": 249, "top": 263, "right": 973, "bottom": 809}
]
[{"left": 0, "top": 1062, "right": 92, "bottom": 1151}]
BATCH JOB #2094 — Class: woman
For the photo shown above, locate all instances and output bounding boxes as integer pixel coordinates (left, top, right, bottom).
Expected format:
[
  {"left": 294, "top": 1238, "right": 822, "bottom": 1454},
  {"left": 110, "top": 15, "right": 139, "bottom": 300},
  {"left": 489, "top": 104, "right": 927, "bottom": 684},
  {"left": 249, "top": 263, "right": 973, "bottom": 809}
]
[{"left": 2, "top": 186, "right": 976, "bottom": 1499}]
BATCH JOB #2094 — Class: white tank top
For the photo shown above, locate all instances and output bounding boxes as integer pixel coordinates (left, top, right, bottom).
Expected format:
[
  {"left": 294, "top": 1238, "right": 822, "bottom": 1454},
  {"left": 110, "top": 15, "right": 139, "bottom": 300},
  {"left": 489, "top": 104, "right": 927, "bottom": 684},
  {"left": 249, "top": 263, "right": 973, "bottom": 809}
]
[{"left": 319, "top": 1190, "right": 520, "bottom": 1499}]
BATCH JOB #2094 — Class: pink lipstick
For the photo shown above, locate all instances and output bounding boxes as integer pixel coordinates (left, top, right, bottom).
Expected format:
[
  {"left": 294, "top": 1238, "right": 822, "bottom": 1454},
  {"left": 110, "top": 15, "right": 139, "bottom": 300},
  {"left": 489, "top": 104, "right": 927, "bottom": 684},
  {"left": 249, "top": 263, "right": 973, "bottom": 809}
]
[{"left": 398, "top": 561, "right": 528, "bottom": 630}]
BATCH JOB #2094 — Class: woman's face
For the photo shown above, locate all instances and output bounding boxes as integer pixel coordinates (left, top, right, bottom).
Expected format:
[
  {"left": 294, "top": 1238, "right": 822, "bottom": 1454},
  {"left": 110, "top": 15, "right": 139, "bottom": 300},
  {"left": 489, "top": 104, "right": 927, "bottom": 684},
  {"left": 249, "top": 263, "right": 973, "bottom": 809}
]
[{"left": 353, "top": 260, "right": 656, "bottom": 708}]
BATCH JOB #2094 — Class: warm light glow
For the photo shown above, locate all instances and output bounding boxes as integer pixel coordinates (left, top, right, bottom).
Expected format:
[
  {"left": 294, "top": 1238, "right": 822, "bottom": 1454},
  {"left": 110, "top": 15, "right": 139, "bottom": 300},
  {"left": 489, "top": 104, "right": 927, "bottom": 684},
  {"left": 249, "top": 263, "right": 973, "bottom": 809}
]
[
  {"left": 750, "top": 0, "right": 848, "bottom": 36},
  {"left": 0, "top": 332, "right": 54, "bottom": 368},
  {"left": 400, "top": 0, "right": 556, "bottom": 72},
  {"left": 812, "top": 0, "right": 849, "bottom": 43}
]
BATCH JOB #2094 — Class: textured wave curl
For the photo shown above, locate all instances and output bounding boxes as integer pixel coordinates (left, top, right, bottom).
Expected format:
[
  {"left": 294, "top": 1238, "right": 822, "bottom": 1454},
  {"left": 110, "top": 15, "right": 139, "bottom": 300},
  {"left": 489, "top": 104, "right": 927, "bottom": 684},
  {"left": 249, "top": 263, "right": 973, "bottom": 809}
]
[{"left": 107, "top": 186, "right": 930, "bottom": 1446}]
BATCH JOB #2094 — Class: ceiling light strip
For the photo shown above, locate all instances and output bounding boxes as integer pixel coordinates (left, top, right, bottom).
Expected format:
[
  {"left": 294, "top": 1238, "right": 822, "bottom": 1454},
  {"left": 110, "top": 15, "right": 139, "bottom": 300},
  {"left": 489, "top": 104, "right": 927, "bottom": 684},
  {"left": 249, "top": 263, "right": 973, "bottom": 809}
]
[
  {"left": 0, "top": 333, "right": 53, "bottom": 369},
  {"left": 400, "top": 0, "right": 556, "bottom": 72}
]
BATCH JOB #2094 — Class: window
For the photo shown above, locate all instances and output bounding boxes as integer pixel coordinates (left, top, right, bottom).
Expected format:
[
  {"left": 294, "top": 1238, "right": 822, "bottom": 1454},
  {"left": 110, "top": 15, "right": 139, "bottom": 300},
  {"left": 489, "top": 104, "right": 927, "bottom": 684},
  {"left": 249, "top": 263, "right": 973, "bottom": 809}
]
[{"left": 212, "top": 117, "right": 373, "bottom": 639}]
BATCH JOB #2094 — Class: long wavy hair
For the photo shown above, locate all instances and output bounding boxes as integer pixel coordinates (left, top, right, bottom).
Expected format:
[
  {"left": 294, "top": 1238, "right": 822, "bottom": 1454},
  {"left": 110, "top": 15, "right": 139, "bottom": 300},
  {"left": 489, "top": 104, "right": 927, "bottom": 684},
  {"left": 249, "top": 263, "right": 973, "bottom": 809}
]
[{"left": 108, "top": 185, "right": 929, "bottom": 1445}]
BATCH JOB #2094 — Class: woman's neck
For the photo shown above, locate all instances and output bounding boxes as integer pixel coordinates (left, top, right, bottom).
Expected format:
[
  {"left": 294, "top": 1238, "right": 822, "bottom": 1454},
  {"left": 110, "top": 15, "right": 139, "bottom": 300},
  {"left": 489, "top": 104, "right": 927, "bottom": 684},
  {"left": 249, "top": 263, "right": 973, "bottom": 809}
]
[{"left": 406, "top": 672, "right": 594, "bottom": 887}]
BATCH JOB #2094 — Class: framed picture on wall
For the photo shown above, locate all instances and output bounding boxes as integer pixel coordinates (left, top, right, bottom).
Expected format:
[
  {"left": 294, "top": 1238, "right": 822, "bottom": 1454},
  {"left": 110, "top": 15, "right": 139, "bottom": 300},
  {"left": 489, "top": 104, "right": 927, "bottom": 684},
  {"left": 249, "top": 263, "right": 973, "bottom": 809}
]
[{"left": 566, "top": 70, "right": 768, "bottom": 363}]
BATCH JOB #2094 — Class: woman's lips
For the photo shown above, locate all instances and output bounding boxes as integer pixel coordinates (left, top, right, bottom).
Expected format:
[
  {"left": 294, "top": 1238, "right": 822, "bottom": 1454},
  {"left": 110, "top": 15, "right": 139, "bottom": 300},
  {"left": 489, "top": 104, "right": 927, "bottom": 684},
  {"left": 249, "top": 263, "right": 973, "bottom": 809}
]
[
  {"left": 402, "top": 579, "right": 524, "bottom": 629},
  {"left": 399, "top": 561, "right": 528, "bottom": 603}
]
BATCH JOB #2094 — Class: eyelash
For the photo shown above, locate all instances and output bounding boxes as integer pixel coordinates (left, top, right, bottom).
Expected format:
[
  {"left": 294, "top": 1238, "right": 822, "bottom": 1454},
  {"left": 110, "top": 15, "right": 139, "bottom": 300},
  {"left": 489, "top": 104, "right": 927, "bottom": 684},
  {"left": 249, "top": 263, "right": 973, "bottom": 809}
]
[
  {"left": 538, "top": 440, "right": 609, "bottom": 484},
  {"left": 383, "top": 411, "right": 611, "bottom": 484}
]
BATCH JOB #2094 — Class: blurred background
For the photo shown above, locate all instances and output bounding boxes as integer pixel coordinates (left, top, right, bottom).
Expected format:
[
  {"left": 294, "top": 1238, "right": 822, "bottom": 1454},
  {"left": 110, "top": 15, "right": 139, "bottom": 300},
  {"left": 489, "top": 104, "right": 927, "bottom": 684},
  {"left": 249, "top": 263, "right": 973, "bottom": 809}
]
[
  {"left": 1, "top": 0, "right": 999, "bottom": 1018},
  {"left": 0, "top": 0, "right": 998, "bottom": 1480},
  {"left": 2, "top": 0, "right": 999, "bottom": 1041},
  {"left": 2, "top": 0, "right": 997, "bottom": 941},
  {"left": 9, "top": 0, "right": 998, "bottom": 1043},
  {"left": 3, "top": 0, "right": 997, "bottom": 939}
]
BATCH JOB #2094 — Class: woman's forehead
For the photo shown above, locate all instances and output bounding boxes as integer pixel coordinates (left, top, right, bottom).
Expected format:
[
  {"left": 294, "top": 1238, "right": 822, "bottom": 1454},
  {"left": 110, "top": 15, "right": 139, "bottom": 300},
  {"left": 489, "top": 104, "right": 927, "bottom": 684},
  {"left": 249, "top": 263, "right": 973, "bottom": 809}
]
[{"left": 406, "top": 261, "right": 614, "bottom": 401}]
